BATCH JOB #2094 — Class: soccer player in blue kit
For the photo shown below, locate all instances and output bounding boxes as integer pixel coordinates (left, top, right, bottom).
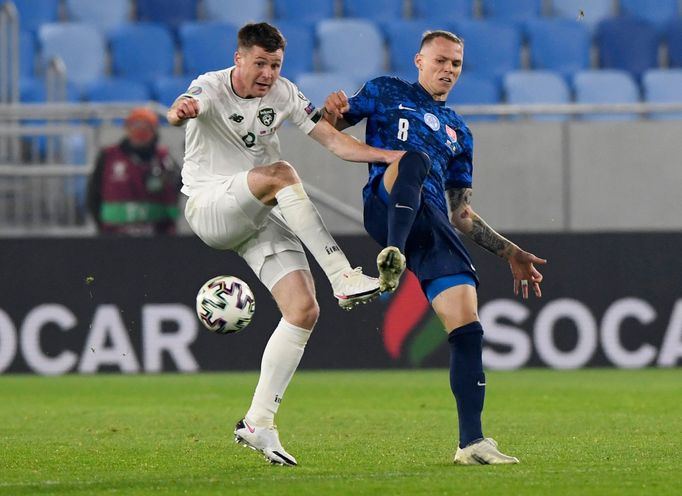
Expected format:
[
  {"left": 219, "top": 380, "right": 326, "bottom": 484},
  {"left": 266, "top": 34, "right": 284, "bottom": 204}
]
[{"left": 323, "top": 30, "right": 547, "bottom": 464}]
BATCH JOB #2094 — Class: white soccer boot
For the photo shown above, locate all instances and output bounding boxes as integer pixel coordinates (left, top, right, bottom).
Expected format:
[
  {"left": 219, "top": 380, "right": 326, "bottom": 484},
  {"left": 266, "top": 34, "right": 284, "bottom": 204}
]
[
  {"left": 377, "top": 246, "right": 406, "bottom": 292},
  {"left": 332, "top": 267, "right": 381, "bottom": 310},
  {"left": 454, "top": 438, "right": 520, "bottom": 465},
  {"left": 234, "top": 419, "right": 298, "bottom": 466}
]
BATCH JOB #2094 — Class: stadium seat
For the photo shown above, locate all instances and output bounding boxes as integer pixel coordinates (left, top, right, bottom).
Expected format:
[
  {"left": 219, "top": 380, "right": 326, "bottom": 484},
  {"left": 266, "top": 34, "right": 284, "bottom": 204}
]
[
  {"left": 525, "top": 19, "right": 591, "bottom": 79},
  {"left": 503, "top": 70, "right": 571, "bottom": 121},
  {"left": 64, "top": 0, "right": 130, "bottom": 33},
  {"left": 152, "top": 76, "right": 194, "bottom": 107},
  {"left": 317, "top": 19, "right": 385, "bottom": 80},
  {"left": 136, "top": 0, "right": 198, "bottom": 28},
  {"left": 573, "top": 70, "right": 640, "bottom": 121},
  {"left": 480, "top": 0, "right": 544, "bottom": 24},
  {"left": 273, "top": 0, "right": 336, "bottom": 23},
  {"left": 38, "top": 23, "right": 106, "bottom": 86},
  {"left": 83, "top": 78, "right": 150, "bottom": 103},
  {"left": 19, "top": 30, "right": 36, "bottom": 78},
  {"left": 596, "top": 18, "right": 660, "bottom": 79},
  {"left": 12, "top": 0, "right": 59, "bottom": 33},
  {"left": 619, "top": 0, "right": 679, "bottom": 30},
  {"left": 19, "top": 77, "right": 79, "bottom": 102},
  {"left": 550, "top": 0, "right": 614, "bottom": 32},
  {"left": 454, "top": 20, "right": 522, "bottom": 80},
  {"left": 666, "top": 19, "right": 682, "bottom": 68},
  {"left": 412, "top": 0, "right": 475, "bottom": 21},
  {"left": 641, "top": 69, "right": 682, "bottom": 120},
  {"left": 343, "top": 0, "right": 404, "bottom": 22},
  {"left": 446, "top": 72, "right": 501, "bottom": 122},
  {"left": 109, "top": 24, "right": 176, "bottom": 85},
  {"left": 385, "top": 20, "right": 455, "bottom": 74},
  {"left": 295, "top": 72, "right": 360, "bottom": 107},
  {"left": 203, "top": 0, "right": 270, "bottom": 25},
  {"left": 273, "top": 21, "right": 315, "bottom": 82},
  {"left": 179, "top": 22, "right": 238, "bottom": 78}
]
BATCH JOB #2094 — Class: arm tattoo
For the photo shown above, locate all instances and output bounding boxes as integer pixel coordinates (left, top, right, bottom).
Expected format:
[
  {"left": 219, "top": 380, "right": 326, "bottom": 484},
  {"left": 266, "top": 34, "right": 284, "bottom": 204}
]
[{"left": 447, "top": 188, "right": 513, "bottom": 259}]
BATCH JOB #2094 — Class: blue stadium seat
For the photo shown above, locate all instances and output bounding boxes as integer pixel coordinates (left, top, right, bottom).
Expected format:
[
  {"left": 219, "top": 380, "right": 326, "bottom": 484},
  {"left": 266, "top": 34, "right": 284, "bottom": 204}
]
[
  {"left": 446, "top": 72, "right": 501, "bottom": 122},
  {"left": 19, "top": 77, "right": 79, "bottom": 102},
  {"left": 550, "top": 0, "right": 614, "bottom": 32},
  {"left": 667, "top": 19, "right": 682, "bottom": 68},
  {"left": 412, "top": 0, "right": 475, "bottom": 21},
  {"left": 295, "top": 72, "right": 360, "bottom": 107},
  {"left": 12, "top": 0, "right": 59, "bottom": 32},
  {"left": 317, "top": 19, "right": 385, "bottom": 80},
  {"left": 480, "top": 0, "right": 544, "bottom": 25},
  {"left": 109, "top": 24, "right": 176, "bottom": 85},
  {"left": 83, "top": 78, "right": 150, "bottom": 103},
  {"left": 273, "top": 0, "right": 335, "bottom": 23},
  {"left": 38, "top": 23, "right": 106, "bottom": 86},
  {"left": 385, "top": 20, "right": 455, "bottom": 74},
  {"left": 19, "top": 30, "right": 36, "bottom": 78},
  {"left": 64, "top": 0, "right": 130, "bottom": 33},
  {"left": 504, "top": 70, "right": 571, "bottom": 121},
  {"left": 152, "top": 76, "right": 194, "bottom": 107},
  {"left": 642, "top": 69, "right": 682, "bottom": 120},
  {"left": 203, "top": 0, "right": 270, "bottom": 24},
  {"left": 525, "top": 19, "right": 591, "bottom": 79},
  {"left": 343, "top": 0, "right": 403, "bottom": 21},
  {"left": 274, "top": 21, "right": 315, "bottom": 82},
  {"left": 619, "top": 0, "right": 679, "bottom": 30},
  {"left": 573, "top": 70, "right": 640, "bottom": 121},
  {"left": 179, "top": 22, "right": 238, "bottom": 78},
  {"left": 596, "top": 18, "right": 660, "bottom": 79},
  {"left": 136, "top": 0, "right": 198, "bottom": 28},
  {"left": 454, "top": 20, "right": 522, "bottom": 80}
]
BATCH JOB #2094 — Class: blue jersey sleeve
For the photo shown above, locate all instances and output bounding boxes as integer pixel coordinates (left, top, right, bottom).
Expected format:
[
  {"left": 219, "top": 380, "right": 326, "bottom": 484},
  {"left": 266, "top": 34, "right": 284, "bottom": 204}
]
[
  {"left": 344, "top": 79, "right": 380, "bottom": 126},
  {"left": 444, "top": 125, "right": 474, "bottom": 190}
]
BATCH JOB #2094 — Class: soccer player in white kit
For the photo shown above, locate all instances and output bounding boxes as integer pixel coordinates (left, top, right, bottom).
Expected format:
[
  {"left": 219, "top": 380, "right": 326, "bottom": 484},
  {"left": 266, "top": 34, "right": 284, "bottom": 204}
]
[{"left": 167, "top": 23, "right": 404, "bottom": 466}]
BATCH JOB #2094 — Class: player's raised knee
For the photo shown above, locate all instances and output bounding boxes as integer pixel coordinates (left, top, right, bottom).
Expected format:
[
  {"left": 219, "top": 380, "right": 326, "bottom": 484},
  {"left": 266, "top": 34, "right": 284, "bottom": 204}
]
[{"left": 270, "top": 161, "right": 301, "bottom": 188}]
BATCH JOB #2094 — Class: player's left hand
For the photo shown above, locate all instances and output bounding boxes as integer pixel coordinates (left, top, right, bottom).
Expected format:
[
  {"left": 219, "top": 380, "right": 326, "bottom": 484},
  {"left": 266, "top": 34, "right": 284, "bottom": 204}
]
[{"left": 509, "top": 248, "right": 547, "bottom": 299}]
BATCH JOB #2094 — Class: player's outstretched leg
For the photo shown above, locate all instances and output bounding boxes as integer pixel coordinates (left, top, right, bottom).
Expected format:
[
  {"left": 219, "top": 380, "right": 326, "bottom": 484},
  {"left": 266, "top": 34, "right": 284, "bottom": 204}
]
[
  {"left": 377, "top": 246, "right": 406, "bottom": 292},
  {"left": 234, "top": 419, "right": 298, "bottom": 466},
  {"left": 454, "top": 438, "right": 519, "bottom": 465},
  {"left": 332, "top": 267, "right": 382, "bottom": 310}
]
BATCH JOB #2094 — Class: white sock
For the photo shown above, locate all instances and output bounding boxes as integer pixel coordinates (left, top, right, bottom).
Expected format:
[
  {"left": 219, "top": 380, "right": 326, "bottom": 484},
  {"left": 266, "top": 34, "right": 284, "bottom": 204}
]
[
  {"left": 275, "top": 183, "right": 350, "bottom": 284},
  {"left": 245, "top": 318, "right": 313, "bottom": 427}
]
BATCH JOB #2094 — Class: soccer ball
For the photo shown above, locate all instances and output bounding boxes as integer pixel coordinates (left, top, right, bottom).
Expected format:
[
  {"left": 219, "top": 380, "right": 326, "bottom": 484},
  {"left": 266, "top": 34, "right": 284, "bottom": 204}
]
[{"left": 195, "top": 275, "right": 255, "bottom": 334}]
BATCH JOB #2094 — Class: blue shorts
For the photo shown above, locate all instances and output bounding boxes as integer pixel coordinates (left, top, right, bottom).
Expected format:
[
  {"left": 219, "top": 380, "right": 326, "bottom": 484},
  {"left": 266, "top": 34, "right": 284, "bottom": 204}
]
[{"left": 364, "top": 175, "right": 479, "bottom": 302}]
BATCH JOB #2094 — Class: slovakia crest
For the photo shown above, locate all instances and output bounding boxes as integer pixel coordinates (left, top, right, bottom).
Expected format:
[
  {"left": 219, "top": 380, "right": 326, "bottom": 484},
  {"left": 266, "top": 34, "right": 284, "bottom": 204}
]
[
  {"left": 446, "top": 125, "right": 458, "bottom": 142},
  {"left": 424, "top": 112, "right": 440, "bottom": 131}
]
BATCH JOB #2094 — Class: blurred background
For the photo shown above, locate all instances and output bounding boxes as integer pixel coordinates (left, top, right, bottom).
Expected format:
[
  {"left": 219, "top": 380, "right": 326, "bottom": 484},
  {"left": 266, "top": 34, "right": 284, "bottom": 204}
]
[{"left": 1, "top": 0, "right": 681, "bottom": 374}]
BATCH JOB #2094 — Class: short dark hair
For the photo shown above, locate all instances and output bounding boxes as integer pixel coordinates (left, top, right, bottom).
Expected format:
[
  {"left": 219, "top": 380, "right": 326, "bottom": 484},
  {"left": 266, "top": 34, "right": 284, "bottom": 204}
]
[
  {"left": 419, "top": 30, "right": 463, "bottom": 51},
  {"left": 237, "top": 22, "right": 287, "bottom": 52}
]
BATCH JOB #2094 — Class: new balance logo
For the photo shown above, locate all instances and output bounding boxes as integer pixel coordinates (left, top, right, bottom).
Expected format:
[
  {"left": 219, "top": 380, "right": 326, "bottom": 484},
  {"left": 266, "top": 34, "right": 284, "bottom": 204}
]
[
  {"left": 398, "top": 104, "right": 417, "bottom": 111},
  {"left": 394, "top": 203, "right": 414, "bottom": 211}
]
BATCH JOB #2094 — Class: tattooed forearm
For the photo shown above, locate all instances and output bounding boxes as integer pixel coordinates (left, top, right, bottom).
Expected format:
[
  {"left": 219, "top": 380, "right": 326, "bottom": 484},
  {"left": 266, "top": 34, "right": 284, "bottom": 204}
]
[
  {"left": 446, "top": 188, "right": 472, "bottom": 213},
  {"left": 470, "top": 214, "right": 514, "bottom": 259}
]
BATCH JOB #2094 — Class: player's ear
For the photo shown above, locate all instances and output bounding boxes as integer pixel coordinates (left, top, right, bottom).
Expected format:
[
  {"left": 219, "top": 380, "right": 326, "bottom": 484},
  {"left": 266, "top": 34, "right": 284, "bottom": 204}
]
[{"left": 414, "top": 52, "right": 423, "bottom": 70}]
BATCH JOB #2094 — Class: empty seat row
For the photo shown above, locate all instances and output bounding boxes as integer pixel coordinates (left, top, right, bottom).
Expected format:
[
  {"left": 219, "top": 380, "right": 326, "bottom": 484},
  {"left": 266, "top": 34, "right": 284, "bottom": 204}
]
[{"left": 11, "top": 0, "right": 682, "bottom": 34}]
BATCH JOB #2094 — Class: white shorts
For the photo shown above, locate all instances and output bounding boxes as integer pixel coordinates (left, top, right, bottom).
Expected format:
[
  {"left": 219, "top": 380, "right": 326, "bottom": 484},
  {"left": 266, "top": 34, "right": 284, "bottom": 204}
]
[{"left": 184, "top": 171, "right": 310, "bottom": 290}]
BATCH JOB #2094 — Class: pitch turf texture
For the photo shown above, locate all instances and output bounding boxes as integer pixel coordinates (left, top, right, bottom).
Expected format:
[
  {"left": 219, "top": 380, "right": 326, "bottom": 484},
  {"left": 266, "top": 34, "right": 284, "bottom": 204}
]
[{"left": 1, "top": 369, "right": 680, "bottom": 495}]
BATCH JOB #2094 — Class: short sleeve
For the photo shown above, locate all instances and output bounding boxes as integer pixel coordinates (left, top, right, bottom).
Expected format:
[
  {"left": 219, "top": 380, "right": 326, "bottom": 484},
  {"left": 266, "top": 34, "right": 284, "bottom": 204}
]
[
  {"left": 344, "top": 79, "right": 380, "bottom": 126},
  {"left": 284, "top": 80, "right": 322, "bottom": 135},
  {"left": 444, "top": 126, "right": 474, "bottom": 190},
  {"left": 181, "top": 74, "right": 217, "bottom": 116}
]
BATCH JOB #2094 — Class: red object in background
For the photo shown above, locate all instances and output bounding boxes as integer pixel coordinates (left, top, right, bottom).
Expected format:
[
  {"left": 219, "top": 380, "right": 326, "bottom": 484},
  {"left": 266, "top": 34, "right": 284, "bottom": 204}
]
[{"left": 382, "top": 271, "right": 430, "bottom": 359}]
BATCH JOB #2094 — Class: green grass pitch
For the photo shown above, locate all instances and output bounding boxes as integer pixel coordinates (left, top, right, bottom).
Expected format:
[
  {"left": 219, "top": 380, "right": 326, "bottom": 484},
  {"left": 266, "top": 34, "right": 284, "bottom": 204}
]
[{"left": 1, "top": 369, "right": 680, "bottom": 495}]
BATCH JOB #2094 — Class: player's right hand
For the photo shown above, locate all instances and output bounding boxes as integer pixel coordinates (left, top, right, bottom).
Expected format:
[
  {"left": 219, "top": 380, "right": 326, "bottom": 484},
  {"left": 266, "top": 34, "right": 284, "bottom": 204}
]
[
  {"left": 175, "top": 97, "right": 199, "bottom": 120},
  {"left": 324, "top": 90, "right": 349, "bottom": 120}
]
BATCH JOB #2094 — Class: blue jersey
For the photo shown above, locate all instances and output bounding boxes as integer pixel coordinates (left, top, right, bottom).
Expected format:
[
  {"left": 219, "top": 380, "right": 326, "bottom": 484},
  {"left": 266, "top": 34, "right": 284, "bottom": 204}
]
[{"left": 344, "top": 76, "right": 474, "bottom": 215}]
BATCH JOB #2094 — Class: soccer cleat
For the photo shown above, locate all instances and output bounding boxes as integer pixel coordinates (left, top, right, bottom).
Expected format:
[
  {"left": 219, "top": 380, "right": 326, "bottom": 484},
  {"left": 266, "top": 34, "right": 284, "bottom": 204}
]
[
  {"left": 453, "top": 438, "right": 520, "bottom": 465},
  {"left": 377, "top": 246, "right": 406, "bottom": 293},
  {"left": 332, "top": 267, "right": 381, "bottom": 310},
  {"left": 234, "top": 419, "right": 298, "bottom": 466}
]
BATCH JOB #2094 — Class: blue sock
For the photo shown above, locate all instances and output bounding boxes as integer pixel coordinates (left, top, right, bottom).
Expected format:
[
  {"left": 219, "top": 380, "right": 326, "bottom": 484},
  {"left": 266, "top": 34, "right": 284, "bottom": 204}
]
[
  {"left": 386, "top": 151, "right": 431, "bottom": 252},
  {"left": 448, "top": 321, "right": 485, "bottom": 449}
]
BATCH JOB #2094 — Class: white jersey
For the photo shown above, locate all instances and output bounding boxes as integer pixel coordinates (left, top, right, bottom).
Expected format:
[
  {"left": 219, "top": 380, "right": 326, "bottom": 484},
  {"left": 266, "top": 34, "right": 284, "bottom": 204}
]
[{"left": 179, "top": 67, "right": 321, "bottom": 195}]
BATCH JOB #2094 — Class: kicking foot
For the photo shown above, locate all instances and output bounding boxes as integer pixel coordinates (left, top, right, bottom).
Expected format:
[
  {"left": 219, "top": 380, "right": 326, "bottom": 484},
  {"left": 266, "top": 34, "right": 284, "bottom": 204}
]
[
  {"left": 377, "top": 246, "right": 406, "bottom": 292},
  {"left": 454, "top": 438, "right": 519, "bottom": 465},
  {"left": 234, "top": 419, "right": 298, "bottom": 466},
  {"left": 332, "top": 267, "right": 381, "bottom": 310}
]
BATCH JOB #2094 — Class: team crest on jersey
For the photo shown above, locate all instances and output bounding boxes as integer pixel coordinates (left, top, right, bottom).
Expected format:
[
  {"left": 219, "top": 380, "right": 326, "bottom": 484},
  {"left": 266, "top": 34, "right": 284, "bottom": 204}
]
[
  {"left": 445, "top": 125, "right": 457, "bottom": 142},
  {"left": 424, "top": 113, "right": 440, "bottom": 131},
  {"left": 258, "top": 108, "right": 275, "bottom": 126}
]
